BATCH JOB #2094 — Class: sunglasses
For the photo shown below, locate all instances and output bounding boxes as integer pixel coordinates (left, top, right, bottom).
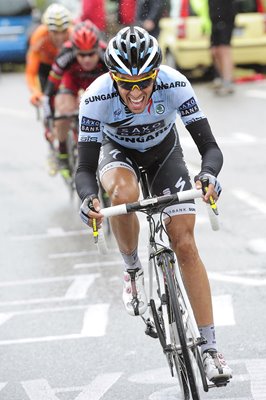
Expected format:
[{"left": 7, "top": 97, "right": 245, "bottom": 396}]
[
  {"left": 77, "top": 50, "right": 97, "bottom": 58},
  {"left": 112, "top": 70, "right": 157, "bottom": 91}
]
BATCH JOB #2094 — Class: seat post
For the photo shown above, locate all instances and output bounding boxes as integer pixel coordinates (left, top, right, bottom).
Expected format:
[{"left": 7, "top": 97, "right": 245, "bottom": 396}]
[{"left": 139, "top": 167, "right": 150, "bottom": 199}]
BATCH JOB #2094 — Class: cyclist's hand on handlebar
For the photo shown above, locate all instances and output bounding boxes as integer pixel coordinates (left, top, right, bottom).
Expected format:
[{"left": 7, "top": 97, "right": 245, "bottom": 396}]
[
  {"left": 30, "top": 90, "right": 43, "bottom": 107},
  {"left": 194, "top": 173, "right": 222, "bottom": 203},
  {"left": 79, "top": 195, "right": 103, "bottom": 228}
]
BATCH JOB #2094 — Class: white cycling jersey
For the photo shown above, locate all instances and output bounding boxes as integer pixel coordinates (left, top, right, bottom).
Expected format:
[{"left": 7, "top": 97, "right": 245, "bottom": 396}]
[{"left": 79, "top": 64, "right": 206, "bottom": 152}]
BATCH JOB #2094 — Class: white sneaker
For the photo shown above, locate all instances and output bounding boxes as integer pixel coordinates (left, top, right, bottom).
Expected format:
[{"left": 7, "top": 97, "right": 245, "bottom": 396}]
[
  {"left": 215, "top": 81, "right": 235, "bottom": 96},
  {"left": 123, "top": 268, "right": 147, "bottom": 316},
  {"left": 203, "top": 349, "right": 233, "bottom": 383}
]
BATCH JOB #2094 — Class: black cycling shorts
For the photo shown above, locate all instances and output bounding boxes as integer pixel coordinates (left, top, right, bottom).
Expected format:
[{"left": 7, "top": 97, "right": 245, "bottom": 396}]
[
  {"left": 38, "top": 63, "right": 51, "bottom": 91},
  {"left": 98, "top": 126, "right": 196, "bottom": 217},
  {"left": 209, "top": 0, "right": 236, "bottom": 46}
]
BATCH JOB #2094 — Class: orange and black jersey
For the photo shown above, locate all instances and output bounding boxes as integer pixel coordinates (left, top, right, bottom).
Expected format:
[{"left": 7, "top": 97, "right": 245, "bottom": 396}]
[{"left": 25, "top": 24, "right": 72, "bottom": 93}]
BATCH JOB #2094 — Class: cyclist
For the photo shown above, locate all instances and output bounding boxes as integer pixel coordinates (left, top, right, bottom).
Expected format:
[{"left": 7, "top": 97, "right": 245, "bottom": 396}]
[
  {"left": 76, "top": 26, "right": 232, "bottom": 384},
  {"left": 43, "top": 20, "right": 108, "bottom": 178},
  {"left": 25, "top": 3, "right": 72, "bottom": 107}
]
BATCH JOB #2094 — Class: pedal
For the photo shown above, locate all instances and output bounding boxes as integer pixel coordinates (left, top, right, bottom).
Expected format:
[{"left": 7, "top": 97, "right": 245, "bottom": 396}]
[
  {"left": 210, "top": 377, "right": 230, "bottom": 388},
  {"left": 196, "top": 336, "right": 207, "bottom": 346},
  {"left": 143, "top": 317, "right": 158, "bottom": 339}
]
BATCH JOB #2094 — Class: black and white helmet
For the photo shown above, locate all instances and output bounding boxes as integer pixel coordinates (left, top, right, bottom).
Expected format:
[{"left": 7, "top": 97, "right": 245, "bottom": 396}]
[{"left": 104, "top": 26, "right": 162, "bottom": 76}]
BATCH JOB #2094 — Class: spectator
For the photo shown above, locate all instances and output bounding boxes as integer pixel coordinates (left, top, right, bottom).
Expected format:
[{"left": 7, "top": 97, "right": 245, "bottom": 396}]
[
  {"left": 80, "top": 0, "right": 106, "bottom": 31},
  {"left": 119, "top": 0, "right": 137, "bottom": 25},
  {"left": 208, "top": 0, "right": 236, "bottom": 95},
  {"left": 135, "top": 0, "right": 169, "bottom": 38}
]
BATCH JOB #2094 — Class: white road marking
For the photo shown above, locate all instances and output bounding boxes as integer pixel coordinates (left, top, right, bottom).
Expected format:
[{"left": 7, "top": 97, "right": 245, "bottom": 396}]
[
  {"left": 0, "top": 313, "right": 13, "bottom": 326},
  {"left": 150, "top": 385, "right": 250, "bottom": 400},
  {"left": 0, "top": 274, "right": 100, "bottom": 306},
  {"left": 74, "top": 260, "right": 119, "bottom": 269},
  {"left": 212, "top": 294, "right": 235, "bottom": 326},
  {"left": 246, "top": 359, "right": 266, "bottom": 400},
  {"left": 0, "top": 107, "right": 31, "bottom": 119},
  {"left": 233, "top": 132, "right": 257, "bottom": 143},
  {"left": 0, "top": 333, "right": 90, "bottom": 346},
  {"left": 12, "top": 228, "right": 89, "bottom": 241},
  {"left": 232, "top": 188, "right": 266, "bottom": 215},
  {"left": 22, "top": 379, "right": 58, "bottom": 400},
  {"left": 21, "top": 374, "right": 122, "bottom": 400},
  {"left": 64, "top": 276, "right": 98, "bottom": 299},
  {"left": 49, "top": 250, "right": 101, "bottom": 259},
  {"left": 81, "top": 304, "right": 109, "bottom": 336},
  {"left": 0, "top": 274, "right": 97, "bottom": 287},
  {"left": 0, "top": 303, "right": 109, "bottom": 346},
  {"left": 209, "top": 271, "right": 266, "bottom": 286},
  {"left": 246, "top": 89, "right": 266, "bottom": 99},
  {"left": 1, "top": 304, "right": 91, "bottom": 316},
  {"left": 247, "top": 238, "right": 266, "bottom": 254},
  {"left": 130, "top": 365, "right": 250, "bottom": 400},
  {"left": 129, "top": 367, "right": 177, "bottom": 385},
  {"left": 151, "top": 388, "right": 250, "bottom": 400},
  {"left": 0, "top": 383, "right": 7, "bottom": 391},
  {"left": 75, "top": 373, "right": 122, "bottom": 400}
]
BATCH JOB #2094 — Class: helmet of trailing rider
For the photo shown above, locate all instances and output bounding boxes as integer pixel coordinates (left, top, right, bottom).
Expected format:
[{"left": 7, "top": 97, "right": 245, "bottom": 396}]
[
  {"left": 71, "top": 20, "right": 99, "bottom": 51},
  {"left": 42, "top": 3, "right": 71, "bottom": 32}
]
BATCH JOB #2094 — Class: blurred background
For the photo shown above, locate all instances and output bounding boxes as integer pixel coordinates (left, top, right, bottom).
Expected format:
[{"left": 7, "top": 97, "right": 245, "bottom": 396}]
[{"left": 1, "top": 0, "right": 266, "bottom": 79}]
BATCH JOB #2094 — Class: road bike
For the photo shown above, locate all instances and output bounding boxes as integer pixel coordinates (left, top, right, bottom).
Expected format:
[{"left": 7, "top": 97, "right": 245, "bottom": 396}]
[
  {"left": 46, "top": 113, "right": 79, "bottom": 195},
  {"left": 46, "top": 114, "right": 112, "bottom": 221},
  {"left": 97, "top": 169, "right": 227, "bottom": 399}
]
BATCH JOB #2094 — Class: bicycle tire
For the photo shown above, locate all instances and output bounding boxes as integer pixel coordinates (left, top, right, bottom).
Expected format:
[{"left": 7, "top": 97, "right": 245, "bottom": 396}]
[
  {"left": 162, "top": 252, "right": 201, "bottom": 400},
  {"left": 172, "top": 264, "right": 208, "bottom": 393},
  {"left": 150, "top": 254, "right": 190, "bottom": 400},
  {"left": 64, "top": 129, "right": 78, "bottom": 195},
  {"left": 67, "top": 130, "right": 78, "bottom": 176},
  {"left": 150, "top": 285, "right": 190, "bottom": 399}
]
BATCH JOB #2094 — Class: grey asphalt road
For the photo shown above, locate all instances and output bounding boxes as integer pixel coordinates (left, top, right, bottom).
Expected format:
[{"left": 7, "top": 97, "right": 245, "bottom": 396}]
[{"left": 0, "top": 72, "right": 266, "bottom": 400}]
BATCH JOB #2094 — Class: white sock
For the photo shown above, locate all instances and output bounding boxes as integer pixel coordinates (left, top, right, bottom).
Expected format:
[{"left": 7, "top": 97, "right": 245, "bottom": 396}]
[
  {"left": 199, "top": 324, "right": 217, "bottom": 354},
  {"left": 120, "top": 248, "right": 142, "bottom": 271}
]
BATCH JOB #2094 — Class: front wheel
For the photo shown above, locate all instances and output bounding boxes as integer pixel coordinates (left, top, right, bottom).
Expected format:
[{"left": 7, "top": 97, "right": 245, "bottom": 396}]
[{"left": 163, "top": 252, "right": 202, "bottom": 400}]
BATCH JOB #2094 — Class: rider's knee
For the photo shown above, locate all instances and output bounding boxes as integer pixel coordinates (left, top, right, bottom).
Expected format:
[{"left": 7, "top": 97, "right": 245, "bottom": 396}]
[
  {"left": 55, "top": 93, "right": 76, "bottom": 114},
  {"left": 171, "top": 233, "right": 198, "bottom": 261},
  {"left": 109, "top": 181, "right": 139, "bottom": 205}
]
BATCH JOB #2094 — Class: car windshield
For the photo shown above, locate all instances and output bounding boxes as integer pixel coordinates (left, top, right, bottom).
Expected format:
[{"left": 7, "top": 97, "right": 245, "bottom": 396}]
[{"left": 0, "top": 0, "right": 32, "bottom": 16}]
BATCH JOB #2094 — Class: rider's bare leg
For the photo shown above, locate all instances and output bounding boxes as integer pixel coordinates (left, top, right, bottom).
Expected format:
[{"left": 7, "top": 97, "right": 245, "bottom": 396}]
[
  {"left": 54, "top": 93, "right": 78, "bottom": 146},
  {"left": 101, "top": 167, "right": 140, "bottom": 255},
  {"left": 165, "top": 213, "right": 213, "bottom": 327}
]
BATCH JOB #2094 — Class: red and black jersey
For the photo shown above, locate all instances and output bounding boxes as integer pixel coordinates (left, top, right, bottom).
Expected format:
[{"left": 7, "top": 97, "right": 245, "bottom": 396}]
[{"left": 44, "top": 40, "right": 108, "bottom": 97}]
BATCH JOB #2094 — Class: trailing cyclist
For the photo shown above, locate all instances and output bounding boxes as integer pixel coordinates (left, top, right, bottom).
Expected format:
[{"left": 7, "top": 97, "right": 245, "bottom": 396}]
[
  {"left": 76, "top": 26, "right": 233, "bottom": 385},
  {"left": 42, "top": 20, "right": 108, "bottom": 178},
  {"left": 25, "top": 3, "right": 72, "bottom": 108}
]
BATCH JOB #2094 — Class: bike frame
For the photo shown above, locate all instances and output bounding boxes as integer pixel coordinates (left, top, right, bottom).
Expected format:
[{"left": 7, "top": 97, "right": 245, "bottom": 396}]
[{"left": 98, "top": 170, "right": 222, "bottom": 398}]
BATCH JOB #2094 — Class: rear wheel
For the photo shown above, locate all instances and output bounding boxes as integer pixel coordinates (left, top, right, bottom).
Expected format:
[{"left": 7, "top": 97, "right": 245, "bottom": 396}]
[{"left": 65, "top": 128, "right": 78, "bottom": 195}]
